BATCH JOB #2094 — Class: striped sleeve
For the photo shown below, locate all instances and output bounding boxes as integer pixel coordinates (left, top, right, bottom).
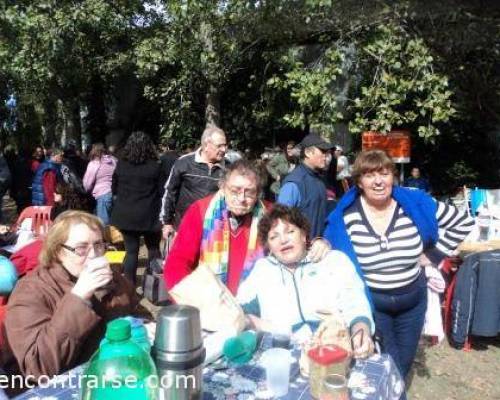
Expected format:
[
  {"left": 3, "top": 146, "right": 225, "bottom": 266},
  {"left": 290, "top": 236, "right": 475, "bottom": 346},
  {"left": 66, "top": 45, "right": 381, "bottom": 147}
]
[{"left": 434, "top": 201, "right": 474, "bottom": 255}]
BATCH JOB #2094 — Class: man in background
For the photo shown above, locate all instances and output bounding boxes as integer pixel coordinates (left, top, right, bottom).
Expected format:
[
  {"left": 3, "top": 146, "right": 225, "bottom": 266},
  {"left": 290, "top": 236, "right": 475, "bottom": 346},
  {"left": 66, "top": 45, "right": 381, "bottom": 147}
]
[
  {"left": 405, "top": 166, "right": 431, "bottom": 192},
  {"left": 31, "top": 148, "right": 63, "bottom": 206},
  {"left": 159, "top": 137, "right": 180, "bottom": 193},
  {"left": 160, "top": 126, "right": 227, "bottom": 238},
  {"left": 266, "top": 140, "right": 297, "bottom": 199},
  {"left": 278, "top": 133, "right": 333, "bottom": 237}
]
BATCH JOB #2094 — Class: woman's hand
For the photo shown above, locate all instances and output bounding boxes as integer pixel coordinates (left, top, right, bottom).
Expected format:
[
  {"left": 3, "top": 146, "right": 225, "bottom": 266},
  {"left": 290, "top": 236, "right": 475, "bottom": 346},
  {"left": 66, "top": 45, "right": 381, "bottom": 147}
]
[
  {"left": 71, "top": 259, "right": 113, "bottom": 301},
  {"left": 350, "top": 322, "right": 374, "bottom": 359},
  {"left": 245, "top": 314, "right": 267, "bottom": 331},
  {"left": 308, "top": 238, "right": 331, "bottom": 263}
]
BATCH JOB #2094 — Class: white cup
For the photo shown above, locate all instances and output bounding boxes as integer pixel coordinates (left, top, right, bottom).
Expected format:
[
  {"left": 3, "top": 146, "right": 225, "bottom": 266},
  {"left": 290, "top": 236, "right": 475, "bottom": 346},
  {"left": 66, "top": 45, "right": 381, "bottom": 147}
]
[
  {"left": 87, "top": 256, "right": 113, "bottom": 299},
  {"left": 86, "top": 255, "right": 110, "bottom": 270},
  {"left": 261, "top": 348, "right": 294, "bottom": 397}
]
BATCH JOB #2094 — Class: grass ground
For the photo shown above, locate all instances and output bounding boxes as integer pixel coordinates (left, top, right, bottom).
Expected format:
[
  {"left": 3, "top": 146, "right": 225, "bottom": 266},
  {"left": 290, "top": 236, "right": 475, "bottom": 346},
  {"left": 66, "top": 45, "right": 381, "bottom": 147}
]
[{"left": 4, "top": 197, "right": 500, "bottom": 400}]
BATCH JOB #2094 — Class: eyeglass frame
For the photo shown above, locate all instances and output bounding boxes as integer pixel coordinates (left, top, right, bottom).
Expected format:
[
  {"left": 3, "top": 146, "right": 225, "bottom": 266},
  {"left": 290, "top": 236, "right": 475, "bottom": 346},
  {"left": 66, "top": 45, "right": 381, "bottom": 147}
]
[
  {"left": 60, "top": 241, "right": 108, "bottom": 257},
  {"left": 225, "top": 185, "right": 258, "bottom": 200}
]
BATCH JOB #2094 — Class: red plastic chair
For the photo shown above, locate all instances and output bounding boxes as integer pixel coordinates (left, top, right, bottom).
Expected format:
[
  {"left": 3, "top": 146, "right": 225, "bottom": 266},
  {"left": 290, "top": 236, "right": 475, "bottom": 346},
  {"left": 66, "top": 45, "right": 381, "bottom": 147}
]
[{"left": 12, "top": 206, "right": 53, "bottom": 237}]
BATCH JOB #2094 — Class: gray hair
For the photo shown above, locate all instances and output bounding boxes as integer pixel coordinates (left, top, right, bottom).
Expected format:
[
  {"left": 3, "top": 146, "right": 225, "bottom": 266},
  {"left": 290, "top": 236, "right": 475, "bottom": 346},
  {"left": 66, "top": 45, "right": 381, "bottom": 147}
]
[
  {"left": 201, "top": 126, "right": 226, "bottom": 147},
  {"left": 221, "top": 159, "right": 263, "bottom": 191}
]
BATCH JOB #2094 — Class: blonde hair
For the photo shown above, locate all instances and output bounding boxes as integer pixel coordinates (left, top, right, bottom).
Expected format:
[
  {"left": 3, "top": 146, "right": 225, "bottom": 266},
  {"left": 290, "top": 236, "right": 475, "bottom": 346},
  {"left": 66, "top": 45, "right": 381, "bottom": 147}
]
[{"left": 39, "top": 210, "right": 105, "bottom": 268}]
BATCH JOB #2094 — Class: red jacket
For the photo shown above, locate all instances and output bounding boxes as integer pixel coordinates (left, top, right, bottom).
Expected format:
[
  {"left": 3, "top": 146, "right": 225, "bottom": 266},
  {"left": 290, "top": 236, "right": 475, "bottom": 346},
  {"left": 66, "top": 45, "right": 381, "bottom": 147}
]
[
  {"left": 1, "top": 240, "right": 43, "bottom": 349},
  {"left": 164, "top": 195, "right": 268, "bottom": 295},
  {"left": 10, "top": 240, "right": 43, "bottom": 277}
]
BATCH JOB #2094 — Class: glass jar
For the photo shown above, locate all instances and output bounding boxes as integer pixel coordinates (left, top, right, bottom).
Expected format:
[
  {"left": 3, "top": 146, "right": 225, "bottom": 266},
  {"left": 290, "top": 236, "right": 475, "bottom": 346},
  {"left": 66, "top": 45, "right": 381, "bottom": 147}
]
[
  {"left": 307, "top": 345, "right": 350, "bottom": 399},
  {"left": 319, "top": 374, "right": 348, "bottom": 400}
]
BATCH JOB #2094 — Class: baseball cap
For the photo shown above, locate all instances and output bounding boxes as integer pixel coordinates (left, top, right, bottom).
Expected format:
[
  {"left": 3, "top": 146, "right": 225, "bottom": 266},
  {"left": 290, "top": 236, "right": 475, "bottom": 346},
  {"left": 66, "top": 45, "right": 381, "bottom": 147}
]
[{"left": 299, "top": 133, "right": 334, "bottom": 150}]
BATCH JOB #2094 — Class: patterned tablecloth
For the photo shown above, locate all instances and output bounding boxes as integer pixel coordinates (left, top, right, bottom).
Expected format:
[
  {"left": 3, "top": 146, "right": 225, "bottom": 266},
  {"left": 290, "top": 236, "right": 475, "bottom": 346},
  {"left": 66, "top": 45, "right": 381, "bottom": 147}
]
[{"left": 15, "top": 335, "right": 404, "bottom": 400}]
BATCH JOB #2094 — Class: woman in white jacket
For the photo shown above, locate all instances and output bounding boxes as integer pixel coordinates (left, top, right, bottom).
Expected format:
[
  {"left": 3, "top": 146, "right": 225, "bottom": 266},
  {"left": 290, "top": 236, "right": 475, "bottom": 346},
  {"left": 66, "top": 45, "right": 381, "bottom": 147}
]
[{"left": 237, "top": 204, "right": 374, "bottom": 358}]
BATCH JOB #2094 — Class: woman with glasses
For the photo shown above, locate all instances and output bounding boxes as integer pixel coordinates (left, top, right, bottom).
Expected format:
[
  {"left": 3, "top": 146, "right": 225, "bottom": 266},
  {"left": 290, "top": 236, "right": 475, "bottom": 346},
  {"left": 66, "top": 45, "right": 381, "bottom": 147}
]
[{"left": 4, "top": 211, "right": 138, "bottom": 379}]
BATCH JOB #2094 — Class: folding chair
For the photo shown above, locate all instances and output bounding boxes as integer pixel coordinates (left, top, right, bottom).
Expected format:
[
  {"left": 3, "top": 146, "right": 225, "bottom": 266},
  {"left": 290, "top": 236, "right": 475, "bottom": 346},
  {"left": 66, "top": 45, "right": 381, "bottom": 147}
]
[{"left": 12, "top": 206, "right": 53, "bottom": 237}]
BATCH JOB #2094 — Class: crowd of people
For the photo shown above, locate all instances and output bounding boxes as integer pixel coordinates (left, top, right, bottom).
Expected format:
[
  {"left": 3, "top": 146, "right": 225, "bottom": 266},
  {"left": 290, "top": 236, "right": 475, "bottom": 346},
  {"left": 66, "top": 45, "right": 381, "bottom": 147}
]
[{"left": 0, "top": 128, "right": 474, "bottom": 398}]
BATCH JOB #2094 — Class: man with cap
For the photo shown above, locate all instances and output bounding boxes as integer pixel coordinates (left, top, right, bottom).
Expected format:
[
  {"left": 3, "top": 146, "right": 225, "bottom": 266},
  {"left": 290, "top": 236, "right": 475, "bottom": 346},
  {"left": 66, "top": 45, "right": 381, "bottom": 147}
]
[{"left": 277, "top": 133, "right": 334, "bottom": 237}]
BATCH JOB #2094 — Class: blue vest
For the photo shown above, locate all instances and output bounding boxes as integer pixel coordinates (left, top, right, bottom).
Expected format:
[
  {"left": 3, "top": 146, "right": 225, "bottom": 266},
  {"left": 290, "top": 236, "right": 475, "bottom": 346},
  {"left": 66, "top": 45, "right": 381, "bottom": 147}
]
[
  {"left": 282, "top": 163, "right": 327, "bottom": 238},
  {"left": 323, "top": 186, "right": 439, "bottom": 307},
  {"left": 32, "top": 161, "right": 61, "bottom": 205}
]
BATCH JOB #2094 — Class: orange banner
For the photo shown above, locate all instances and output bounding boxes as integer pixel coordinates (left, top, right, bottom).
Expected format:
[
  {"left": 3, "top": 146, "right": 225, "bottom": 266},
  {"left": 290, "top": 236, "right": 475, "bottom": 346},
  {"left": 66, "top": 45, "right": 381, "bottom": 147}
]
[{"left": 362, "top": 130, "right": 411, "bottom": 163}]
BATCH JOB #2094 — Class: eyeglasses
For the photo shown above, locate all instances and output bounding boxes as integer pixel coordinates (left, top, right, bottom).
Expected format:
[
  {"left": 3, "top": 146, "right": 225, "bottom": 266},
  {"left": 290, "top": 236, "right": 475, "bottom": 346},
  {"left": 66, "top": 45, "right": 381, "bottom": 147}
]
[
  {"left": 61, "top": 241, "right": 107, "bottom": 257},
  {"left": 226, "top": 186, "right": 258, "bottom": 200}
]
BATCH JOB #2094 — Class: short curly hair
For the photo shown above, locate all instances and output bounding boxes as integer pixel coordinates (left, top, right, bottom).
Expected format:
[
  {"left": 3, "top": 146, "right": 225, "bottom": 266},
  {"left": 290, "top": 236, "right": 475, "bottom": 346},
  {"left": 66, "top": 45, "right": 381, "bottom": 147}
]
[
  {"left": 120, "top": 131, "right": 158, "bottom": 164},
  {"left": 351, "top": 149, "right": 396, "bottom": 187},
  {"left": 257, "top": 204, "right": 311, "bottom": 250}
]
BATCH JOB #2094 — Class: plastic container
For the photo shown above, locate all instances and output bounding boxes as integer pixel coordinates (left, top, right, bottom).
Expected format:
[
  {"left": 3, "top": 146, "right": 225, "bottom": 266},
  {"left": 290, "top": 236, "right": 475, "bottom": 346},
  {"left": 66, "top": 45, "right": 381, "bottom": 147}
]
[
  {"left": 307, "top": 345, "right": 350, "bottom": 399},
  {"left": 260, "top": 348, "right": 294, "bottom": 397},
  {"left": 319, "top": 374, "right": 349, "bottom": 400},
  {"left": 81, "top": 319, "right": 158, "bottom": 400},
  {"left": 222, "top": 330, "right": 257, "bottom": 364}
]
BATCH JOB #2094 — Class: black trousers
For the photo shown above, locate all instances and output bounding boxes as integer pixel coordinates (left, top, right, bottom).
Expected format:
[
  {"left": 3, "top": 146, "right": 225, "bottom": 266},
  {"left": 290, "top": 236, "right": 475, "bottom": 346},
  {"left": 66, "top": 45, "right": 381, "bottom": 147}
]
[{"left": 121, "top": 229, "right": 161, "bottom": 286}]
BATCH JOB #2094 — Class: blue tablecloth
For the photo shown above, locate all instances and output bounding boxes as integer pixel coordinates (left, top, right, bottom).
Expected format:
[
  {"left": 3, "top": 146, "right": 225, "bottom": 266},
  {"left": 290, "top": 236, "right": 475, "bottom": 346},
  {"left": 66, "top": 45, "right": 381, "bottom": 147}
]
[{"left": 15, "top": 336, "right": 404, "bottom": 400}]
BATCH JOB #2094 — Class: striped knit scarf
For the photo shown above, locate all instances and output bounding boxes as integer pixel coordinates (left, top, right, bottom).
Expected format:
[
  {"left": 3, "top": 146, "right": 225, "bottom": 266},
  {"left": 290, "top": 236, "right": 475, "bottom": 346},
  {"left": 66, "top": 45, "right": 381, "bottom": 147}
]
[{"left": 199, "top": 191, "right": 265, "bottom": 286}]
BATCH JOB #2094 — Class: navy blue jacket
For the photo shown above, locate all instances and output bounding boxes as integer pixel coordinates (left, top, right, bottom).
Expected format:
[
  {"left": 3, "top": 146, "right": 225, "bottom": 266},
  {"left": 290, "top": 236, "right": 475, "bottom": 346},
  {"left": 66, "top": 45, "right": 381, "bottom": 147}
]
[
  {"left": 31, "top": 161, "right": 61, "bottom": 206},
  {"left": 281, "top": 163, "right": 328, "bottom": 238},
  {"left": 451, "top": 250, "right": 500, "bottom": 347}
]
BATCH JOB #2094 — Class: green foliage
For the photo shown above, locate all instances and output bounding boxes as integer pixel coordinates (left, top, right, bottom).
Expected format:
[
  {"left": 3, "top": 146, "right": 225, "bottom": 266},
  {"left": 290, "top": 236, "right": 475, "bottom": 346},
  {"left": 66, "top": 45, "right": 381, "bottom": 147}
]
[
  {"left": 349, "top": 23, "right": 456, "bottom": 141},
  {"left": 0, "top": 0, "right": 141, "bottom": 143},
  {"left": 0, "top": 0, "right": 498, "bottom": 192},
  {"left": 267, "top": 47, "right": 344, "bottom": 129}
]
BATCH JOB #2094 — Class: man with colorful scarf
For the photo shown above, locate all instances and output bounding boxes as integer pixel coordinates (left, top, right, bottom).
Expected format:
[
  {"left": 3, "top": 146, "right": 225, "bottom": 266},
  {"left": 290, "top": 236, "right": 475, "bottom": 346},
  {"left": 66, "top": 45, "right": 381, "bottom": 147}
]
[{"left": 163, "top": 160, "right": 331, "bottom": 295}]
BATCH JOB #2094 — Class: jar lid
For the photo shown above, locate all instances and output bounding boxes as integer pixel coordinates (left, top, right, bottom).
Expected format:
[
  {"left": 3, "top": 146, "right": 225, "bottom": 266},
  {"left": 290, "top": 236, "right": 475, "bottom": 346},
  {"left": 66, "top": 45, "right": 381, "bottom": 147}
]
[{"left": 307, "top": 344, "right": 349, "bottom": 365}]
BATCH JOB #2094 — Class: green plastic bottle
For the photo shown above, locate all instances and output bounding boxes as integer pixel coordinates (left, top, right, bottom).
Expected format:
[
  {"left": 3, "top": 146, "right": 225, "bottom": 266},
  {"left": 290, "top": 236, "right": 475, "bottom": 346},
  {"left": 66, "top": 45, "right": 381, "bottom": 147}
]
[{"left": 81, "top": 319, "right": 158, "bottom": 400}]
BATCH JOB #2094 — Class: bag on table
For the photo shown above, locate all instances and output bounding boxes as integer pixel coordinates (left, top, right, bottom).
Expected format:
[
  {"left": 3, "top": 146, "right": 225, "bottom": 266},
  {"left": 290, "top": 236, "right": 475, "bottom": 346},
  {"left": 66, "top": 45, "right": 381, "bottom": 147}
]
[
  {"left": 169, "top": 263, "right": 246, "bottom": 333},
  {"left": 142, "top": 235, "right": 172, "bottom": 306}
]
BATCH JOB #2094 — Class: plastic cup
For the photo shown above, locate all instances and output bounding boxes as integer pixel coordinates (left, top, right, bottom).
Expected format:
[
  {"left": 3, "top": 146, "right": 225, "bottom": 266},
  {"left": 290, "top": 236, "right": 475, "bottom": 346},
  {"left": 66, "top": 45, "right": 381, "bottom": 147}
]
[
  {"left": 261, "top": 348, "right": 294, "bottom": 397},
  {"left": 271, "top": 322, "right": 292, "bottom": 349},
  {"left": 477, "top": 216, "right": 491, "bottom": 242}
]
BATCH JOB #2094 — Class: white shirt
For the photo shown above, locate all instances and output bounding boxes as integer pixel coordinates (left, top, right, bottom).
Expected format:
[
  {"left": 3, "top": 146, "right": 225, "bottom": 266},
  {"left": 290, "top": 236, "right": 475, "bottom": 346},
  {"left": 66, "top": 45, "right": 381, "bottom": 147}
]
[{"left": 237, "top": 250, "right": 374, "bottom": 333}]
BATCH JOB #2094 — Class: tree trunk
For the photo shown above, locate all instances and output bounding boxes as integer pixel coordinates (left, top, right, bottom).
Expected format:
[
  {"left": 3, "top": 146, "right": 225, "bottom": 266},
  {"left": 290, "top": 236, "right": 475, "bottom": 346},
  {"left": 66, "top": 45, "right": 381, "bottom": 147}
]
[
  {"left": 62, "top": 98, "right": 82, "bottom": 148},
  {"left": 201, "top": 21, "right": 221, "bottom": 128},
  {"left": 86, "top": 75, "right": 108, "bottom": 144},
  {"left": 41, "top": 99, "right": 58, "bottom": 147},
  {"left": 205, "top": 85, "right": 220, "bottom": 128}
]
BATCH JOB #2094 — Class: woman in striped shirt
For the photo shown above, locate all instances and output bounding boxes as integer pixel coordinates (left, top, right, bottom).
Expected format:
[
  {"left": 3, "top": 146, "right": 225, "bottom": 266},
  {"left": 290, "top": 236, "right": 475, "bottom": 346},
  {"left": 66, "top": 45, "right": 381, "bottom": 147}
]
[{"left": 324, "top": 150, "right": 474, "bottom": 379}]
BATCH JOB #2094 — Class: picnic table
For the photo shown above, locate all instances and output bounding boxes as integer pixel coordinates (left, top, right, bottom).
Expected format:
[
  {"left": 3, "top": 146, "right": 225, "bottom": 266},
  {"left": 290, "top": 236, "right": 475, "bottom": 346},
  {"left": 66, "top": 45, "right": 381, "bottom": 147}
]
[{"left": 15, "top": 334, "right": 404, "bottom": 400}]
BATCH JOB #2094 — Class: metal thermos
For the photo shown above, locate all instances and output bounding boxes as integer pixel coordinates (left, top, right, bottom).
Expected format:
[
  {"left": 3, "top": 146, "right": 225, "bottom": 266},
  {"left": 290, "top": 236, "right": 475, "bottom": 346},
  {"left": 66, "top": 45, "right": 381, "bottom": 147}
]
[{"left": 153, "top": 305, "right": 206, "bottom": 400}]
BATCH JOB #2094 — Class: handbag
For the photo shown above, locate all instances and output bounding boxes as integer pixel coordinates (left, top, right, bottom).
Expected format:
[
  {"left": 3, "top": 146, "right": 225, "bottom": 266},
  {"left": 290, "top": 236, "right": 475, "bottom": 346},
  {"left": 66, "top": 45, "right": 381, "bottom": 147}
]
[
  {"left": 169, "top": 263, "right": 246, "bottom": 333},
  {"left": 142, "top": 236, "right": 172, "bottom": 306}
]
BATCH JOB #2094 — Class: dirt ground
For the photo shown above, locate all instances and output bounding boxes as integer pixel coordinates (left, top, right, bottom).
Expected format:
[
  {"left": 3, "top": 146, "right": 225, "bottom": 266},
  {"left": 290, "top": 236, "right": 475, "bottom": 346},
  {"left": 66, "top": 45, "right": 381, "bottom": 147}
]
[{"left": 4, "top": 197, "right": 500, "bottom": 400}]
